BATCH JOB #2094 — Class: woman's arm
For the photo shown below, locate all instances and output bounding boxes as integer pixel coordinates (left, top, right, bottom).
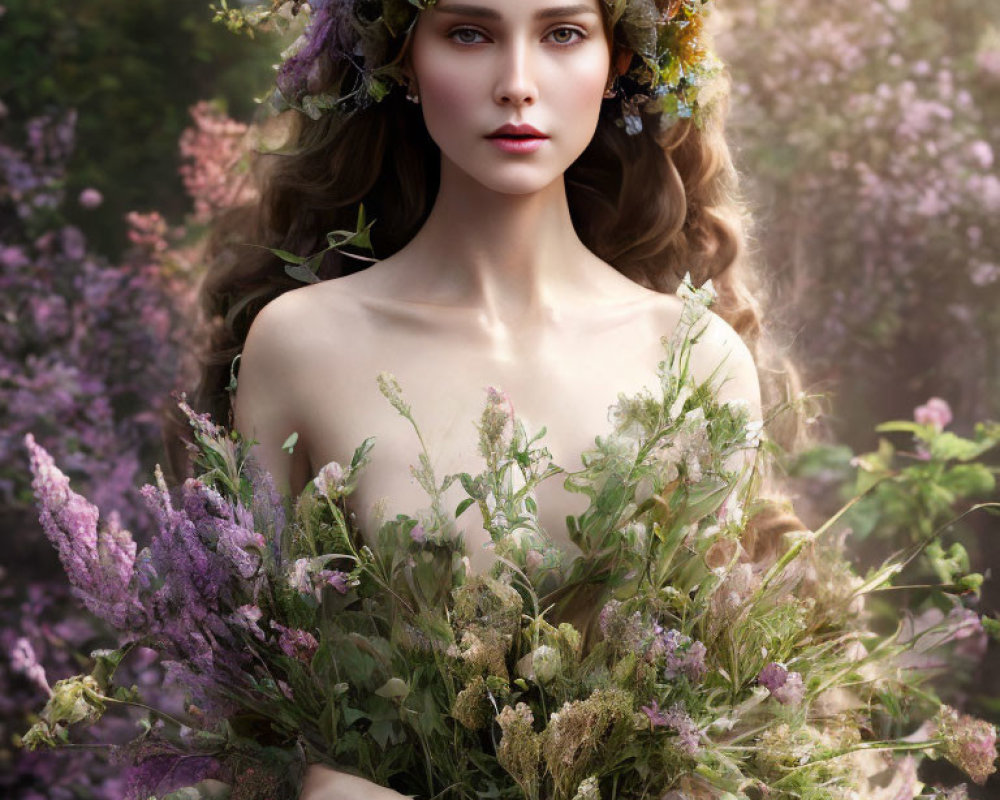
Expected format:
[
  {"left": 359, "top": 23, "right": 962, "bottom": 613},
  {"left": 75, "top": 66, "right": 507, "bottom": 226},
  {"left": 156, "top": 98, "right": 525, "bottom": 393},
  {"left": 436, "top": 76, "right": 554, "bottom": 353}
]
[
  {"left": 299, "top": 765, "right": 408, "bottom": 800},
  {"left": 232, "top": 295, "right": 313, "bottom": 496},
  {"left": 232, "top": 295, "right": 407, "bottom": 800}
]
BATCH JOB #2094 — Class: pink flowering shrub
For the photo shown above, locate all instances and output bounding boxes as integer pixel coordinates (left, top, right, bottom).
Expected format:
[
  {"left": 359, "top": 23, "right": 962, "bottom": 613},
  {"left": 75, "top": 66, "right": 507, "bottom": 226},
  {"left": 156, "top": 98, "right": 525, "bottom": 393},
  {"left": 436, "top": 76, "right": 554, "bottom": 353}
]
[
  {"left": 178, "top": 101, "right": 255, "bottom": 225},
  {"left": 719, "top": 1, "right": 1000, "bottom": 425}
]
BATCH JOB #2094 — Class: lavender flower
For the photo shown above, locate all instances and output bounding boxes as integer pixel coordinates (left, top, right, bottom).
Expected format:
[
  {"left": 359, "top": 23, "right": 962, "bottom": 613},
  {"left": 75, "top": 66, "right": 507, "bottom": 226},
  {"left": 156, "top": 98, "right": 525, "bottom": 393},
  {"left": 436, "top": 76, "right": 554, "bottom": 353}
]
[
  {"left": 10, "top": 637, "right": 50, "bottom": 694},
  {"left": 317, "top": 569, "right": 349, "bottom": 595},
  {"left": 270, "top": 621, "right": 319, "bottom": 663},
  {"left": 655, "top": 628, "right": 708, "bottom": 683},
  {"left": 122, "top": 752, "right": 225, "bottom": 800},
  {"left": 640, "top": 699, "right": 701, "bottom": 756},
  {"left": 758, "top": 662, "right": 806, "bottom": 705},
  {"left": 25, "top": 434, "right": 148, "bottom": 632}
]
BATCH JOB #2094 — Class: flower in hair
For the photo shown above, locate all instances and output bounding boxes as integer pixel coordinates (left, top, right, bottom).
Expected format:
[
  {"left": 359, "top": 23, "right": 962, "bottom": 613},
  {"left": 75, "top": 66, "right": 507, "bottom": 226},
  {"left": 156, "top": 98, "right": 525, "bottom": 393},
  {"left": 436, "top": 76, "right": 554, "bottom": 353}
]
[{"left": 212, "top": 0, "right": 722, "bottom": 131}]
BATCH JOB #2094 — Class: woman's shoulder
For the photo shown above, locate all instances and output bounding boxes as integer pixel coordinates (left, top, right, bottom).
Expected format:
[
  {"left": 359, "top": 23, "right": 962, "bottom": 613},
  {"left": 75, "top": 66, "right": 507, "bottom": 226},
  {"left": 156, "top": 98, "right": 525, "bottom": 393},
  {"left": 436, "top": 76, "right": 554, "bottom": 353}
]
[
  {"left": 246, "top": 275, "right": 372, "bottom": 352},
  {"left": 647, "top": 290, "right": 762, "bottom": 419}
]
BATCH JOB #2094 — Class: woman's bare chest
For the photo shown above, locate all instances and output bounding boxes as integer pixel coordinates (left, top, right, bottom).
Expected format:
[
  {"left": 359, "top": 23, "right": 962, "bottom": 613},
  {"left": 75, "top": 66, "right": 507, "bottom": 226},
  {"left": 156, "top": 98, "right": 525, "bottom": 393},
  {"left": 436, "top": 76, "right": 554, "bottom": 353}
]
[{"left": 296, "top": 298, "right": 678, "bottom": 574}]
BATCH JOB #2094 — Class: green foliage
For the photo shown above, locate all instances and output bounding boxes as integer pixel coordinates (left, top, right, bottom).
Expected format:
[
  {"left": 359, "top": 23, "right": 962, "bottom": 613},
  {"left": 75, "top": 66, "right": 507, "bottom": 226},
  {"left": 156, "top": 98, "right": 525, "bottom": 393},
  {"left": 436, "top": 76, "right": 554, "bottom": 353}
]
[
  {"left": 792, "top": 417, "right": 999, "bottom": 595},
  {"left": 0, "top": 0, "right": 277, "bottom": 256},
  {"left": 23, "top": 283, "right": 1000, "bottom": 798}
]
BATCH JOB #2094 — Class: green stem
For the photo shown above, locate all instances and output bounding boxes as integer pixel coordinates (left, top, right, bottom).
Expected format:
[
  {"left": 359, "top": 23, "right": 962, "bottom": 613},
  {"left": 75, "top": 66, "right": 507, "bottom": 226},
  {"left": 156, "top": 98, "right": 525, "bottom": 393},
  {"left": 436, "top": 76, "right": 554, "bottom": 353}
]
[
  {"left": 103, "top": 696, "right": 191, "bottom": 730},
  {"left": 772, "top": 738, "right": 945, "bottom": 785}
]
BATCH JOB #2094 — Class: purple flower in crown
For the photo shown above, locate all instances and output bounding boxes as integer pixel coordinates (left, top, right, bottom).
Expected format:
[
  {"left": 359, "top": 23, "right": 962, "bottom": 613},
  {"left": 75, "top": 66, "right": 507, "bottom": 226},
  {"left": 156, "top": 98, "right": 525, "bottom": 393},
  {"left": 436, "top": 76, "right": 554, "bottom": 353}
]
[{"left": 276, "top": 1, "right": 359, "bottom": 105}]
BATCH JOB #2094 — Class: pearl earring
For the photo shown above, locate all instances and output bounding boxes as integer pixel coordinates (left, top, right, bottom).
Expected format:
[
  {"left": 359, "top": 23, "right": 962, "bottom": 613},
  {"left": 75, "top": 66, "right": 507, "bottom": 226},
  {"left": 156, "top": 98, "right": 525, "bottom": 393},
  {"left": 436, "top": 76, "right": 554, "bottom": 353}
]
[{"left": 406, "top": 86, "right": 420, "bottom": 104}]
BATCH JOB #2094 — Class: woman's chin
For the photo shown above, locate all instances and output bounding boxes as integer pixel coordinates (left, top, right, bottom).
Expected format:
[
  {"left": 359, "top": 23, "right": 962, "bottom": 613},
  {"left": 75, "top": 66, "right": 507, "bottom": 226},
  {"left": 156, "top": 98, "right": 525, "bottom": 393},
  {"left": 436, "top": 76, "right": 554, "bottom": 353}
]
[{"left": 463, "top": 166, "right": 567, "bottom": 198}]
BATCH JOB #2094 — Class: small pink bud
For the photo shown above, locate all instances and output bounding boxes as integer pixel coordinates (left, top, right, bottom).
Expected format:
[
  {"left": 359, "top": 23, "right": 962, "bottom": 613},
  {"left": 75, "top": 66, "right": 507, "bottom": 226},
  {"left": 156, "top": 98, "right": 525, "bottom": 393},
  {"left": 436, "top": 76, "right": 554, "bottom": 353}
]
[
  {"left": 914, "top": 397, "right": 952, "bottom": 431},
  {"left": 78, "top": 188, "right": 103, "bottom": 209}
]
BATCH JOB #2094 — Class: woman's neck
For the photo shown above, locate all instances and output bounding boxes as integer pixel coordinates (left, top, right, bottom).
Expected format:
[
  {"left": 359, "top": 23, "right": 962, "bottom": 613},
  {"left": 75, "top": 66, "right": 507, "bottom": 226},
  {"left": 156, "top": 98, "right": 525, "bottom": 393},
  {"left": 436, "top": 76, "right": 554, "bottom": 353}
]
[{"left": 376, "top": 156, "right": 622, "bottom": 328}]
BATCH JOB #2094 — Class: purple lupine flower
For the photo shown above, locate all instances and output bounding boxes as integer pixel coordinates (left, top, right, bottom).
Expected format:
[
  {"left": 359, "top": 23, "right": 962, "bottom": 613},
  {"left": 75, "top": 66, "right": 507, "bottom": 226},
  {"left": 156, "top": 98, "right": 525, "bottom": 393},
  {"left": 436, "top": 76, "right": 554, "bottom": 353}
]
[
  {"left": 25, "top": 434, "right": 148, "bottom": 632},
  {"left": 275, "top": 1, "right": 358, "bottom": 104},
  {"left": 410, "top": 524, "right": 427, "bottom": 544},
  {"left": 758, "top": 661, "right": 806, "bottom": 705},
  {"left": 143, "top": 475, "right": 229, "bottom": 619},
  {"left": 174, "top": 391, "right": 223, "bottom": 437},
  {"left": 245, "top": 452, "right": 287, "bottom": 556},
  {"left": 140, "top": 471, "right": 256, "bottom": 707}
]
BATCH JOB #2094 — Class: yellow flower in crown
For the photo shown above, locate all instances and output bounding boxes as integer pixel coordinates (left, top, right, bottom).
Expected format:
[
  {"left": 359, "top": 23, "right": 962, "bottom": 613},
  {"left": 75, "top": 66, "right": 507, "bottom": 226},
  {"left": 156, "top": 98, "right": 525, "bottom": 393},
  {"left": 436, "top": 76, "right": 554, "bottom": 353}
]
[{"left": 212, "top": 0, "right": 723, "bottom": 133}]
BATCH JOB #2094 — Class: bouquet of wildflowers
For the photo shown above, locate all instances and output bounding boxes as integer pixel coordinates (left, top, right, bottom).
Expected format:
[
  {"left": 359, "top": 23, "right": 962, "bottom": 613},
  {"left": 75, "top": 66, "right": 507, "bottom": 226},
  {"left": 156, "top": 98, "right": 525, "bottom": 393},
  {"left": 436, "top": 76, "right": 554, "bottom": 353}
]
[{"left": 18, "top": 280, "right": 999, "bottom": 799}]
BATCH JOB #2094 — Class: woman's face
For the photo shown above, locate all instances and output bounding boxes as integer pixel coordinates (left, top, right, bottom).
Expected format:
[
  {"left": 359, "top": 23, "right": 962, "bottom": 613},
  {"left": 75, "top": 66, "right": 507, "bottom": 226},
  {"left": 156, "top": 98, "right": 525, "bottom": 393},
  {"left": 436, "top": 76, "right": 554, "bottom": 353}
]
[{"left": 409, "top": 0, "right": 612, "bottom": 196}]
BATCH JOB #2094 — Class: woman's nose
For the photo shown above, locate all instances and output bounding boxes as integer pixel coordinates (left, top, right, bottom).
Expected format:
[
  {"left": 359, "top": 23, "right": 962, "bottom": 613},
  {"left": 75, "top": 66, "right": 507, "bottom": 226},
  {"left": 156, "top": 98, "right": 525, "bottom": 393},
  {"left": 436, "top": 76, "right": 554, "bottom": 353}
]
[{"left": 493, "top": 39, "right": 538, "bottom": 107}]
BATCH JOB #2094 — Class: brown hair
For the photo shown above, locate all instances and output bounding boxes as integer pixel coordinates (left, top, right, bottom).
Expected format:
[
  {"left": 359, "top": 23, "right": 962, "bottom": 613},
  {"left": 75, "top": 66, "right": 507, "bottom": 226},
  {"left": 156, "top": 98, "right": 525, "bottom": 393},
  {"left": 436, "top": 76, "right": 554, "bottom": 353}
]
[{"left": 166, "top": 8, "right": 805, "bottom": 528}]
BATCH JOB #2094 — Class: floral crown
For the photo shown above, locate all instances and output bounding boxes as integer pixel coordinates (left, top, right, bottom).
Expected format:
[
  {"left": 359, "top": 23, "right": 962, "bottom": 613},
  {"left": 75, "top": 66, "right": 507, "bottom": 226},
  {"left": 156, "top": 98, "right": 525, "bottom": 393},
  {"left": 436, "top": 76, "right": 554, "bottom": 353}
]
[{"left": 213, "top": 0, "right": 723, "bottom": 134}]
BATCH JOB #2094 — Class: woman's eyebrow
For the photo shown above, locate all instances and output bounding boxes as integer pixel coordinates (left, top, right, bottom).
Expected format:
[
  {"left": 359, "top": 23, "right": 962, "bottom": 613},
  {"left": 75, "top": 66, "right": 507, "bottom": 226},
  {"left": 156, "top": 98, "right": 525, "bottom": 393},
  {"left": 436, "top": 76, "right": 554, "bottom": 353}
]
[{"left": 432, "top": 4, "right": 599, "bottom": 20}]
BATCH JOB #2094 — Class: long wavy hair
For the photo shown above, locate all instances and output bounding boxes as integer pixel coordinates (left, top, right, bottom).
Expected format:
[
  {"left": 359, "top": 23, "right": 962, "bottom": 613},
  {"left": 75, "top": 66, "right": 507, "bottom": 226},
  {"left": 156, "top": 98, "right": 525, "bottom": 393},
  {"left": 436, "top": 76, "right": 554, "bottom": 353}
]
[{"left": 167, "top": 4, "right": 805, "bottom": 558}]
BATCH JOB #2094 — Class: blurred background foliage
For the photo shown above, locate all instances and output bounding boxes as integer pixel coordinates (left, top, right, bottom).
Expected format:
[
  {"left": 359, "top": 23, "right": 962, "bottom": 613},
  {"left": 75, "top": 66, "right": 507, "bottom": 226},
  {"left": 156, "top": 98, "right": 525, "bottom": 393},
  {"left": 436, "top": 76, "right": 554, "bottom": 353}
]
[
  {"left": 0, "top": 0, "right": 275, "bottom": 258},
  {"left": 0, "top": 0, "right": 997, "bottom": 796}
]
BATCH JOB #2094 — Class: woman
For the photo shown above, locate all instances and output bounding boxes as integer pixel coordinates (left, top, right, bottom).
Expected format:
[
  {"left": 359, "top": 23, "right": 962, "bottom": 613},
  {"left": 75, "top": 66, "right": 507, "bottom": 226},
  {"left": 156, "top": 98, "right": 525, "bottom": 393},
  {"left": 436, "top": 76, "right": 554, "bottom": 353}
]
[{"left": 186, "top": 0, "right": 787, "bottom": 795}]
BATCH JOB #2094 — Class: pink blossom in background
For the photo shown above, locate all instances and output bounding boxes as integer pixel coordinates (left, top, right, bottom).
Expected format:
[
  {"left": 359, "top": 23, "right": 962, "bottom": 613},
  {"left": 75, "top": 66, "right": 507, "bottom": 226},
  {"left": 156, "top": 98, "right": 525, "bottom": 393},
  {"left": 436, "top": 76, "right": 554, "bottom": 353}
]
[
  {"left": 914, "top": 397, "right": 953, "bottom": 431},
  {"left": 716, "top": 0, "right": 1000, "bottom": 425},
  {"left": 78, "top": 187, "right": 103, "bottom": 209},
  {"left": 0, "top": 245, "right": 29, "bottom": 268},
  {"left": 178, "top": 101, "right": 256, "bottom": 224},
  {"left": 125, "top": 211, "right": 169, "bottom": 253},
  {"left": 969, "top": 140, "right": 994, "bottom": 170}
]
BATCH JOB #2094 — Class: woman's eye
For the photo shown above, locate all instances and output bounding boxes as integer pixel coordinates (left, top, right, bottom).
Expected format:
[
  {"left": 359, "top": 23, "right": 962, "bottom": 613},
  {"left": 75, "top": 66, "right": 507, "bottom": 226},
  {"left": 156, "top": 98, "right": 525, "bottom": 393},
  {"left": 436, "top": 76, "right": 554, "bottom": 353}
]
[
  {"left": 449, "top": 28, "right": 487, "bottom": 45},
  {"left": 547, "top": 27, "right": 585, "bottom": 45}
]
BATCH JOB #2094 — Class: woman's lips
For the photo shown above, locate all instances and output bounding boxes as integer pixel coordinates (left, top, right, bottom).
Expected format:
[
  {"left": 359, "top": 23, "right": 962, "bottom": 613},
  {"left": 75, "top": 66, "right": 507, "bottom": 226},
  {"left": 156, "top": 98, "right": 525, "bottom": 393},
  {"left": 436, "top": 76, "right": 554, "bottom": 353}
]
[{"left": 486, "top": 136, "right": 547, "bottom": 154}]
